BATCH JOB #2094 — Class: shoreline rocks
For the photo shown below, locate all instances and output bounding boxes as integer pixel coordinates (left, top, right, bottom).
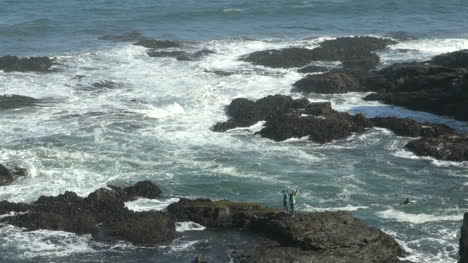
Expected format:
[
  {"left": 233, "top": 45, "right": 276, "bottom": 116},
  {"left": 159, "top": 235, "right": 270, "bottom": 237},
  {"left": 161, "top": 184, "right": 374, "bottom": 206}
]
[
  {"left": 166, "top": 198, "right": 405, "bottom": 263},
  {"left": 0, "top": 56, "right": 54, "bottom": 72},
  {"left": 213, "top": 95, "right": 467, "bottom": 161},
  {"left": 0, "top": 181, "right": 406, "bottom": 262},
  {"left": 0, "top": 181, "right": 175, "bottom": 246},
  {"left": 364, "top": 50, "right": 468, "bottom": 121}
]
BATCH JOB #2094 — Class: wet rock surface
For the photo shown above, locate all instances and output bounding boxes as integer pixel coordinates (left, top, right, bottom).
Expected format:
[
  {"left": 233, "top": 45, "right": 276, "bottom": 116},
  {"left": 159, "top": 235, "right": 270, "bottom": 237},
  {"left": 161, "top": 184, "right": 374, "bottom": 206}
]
[
  {"left": 405, "top": 134, "right": 468, "bottom": 162},
  {"left": 212, "top": 95, "right": 372, "bottom": 143},
  {"left": 213, "top": 95, "right": 467, "bottom": 161},
  {"left": 0, "top": 181, "right": 175, "bottom": 246},
  {"left": 293, "top": 70, "right": 362, "bottom": 93},
  {"left": 371, "top": 117, "right": 455, "bottom": 137},
  {"left": 0, "top": 56, "right": 54, "bottom": 72},
  {"left": 167, "top": 199, "right": 404, "bottom": 263},
  {"left": 0, "top": 164, "right": 28, "bottom": 186},
  {"left": 242, "top": 36, "right": 395, "bottom": 69},
  {"left": 364, "top": 51, "right": 468, "bottom": 121}
]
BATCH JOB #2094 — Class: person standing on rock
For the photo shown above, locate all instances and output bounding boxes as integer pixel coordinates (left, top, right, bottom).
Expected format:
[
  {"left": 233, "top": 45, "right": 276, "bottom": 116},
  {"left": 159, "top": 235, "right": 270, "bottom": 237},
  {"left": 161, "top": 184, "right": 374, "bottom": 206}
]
[
  {"left": 289, "top": 190, "right": 298, "bottom": 216},
  {"left": 282, "top": 190, "right": 290, "bottom": 213}
]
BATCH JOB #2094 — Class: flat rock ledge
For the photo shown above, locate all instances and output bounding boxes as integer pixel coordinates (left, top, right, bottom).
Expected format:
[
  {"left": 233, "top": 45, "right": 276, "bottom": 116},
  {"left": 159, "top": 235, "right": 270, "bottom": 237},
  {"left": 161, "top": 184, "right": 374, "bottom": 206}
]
[
  {"left": 167, "top": 198, "right": 405, "bottom": 263},
  {"left": 0, "top": 181, "right": 406, "bottom": 262},
  {"left": 212, "top": 95, "right": 467, "bottom": 161}
]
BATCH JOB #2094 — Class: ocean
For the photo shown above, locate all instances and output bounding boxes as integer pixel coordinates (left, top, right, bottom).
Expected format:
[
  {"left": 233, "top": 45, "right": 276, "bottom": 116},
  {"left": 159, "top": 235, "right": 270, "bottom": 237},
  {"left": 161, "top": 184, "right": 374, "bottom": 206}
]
[{"left": 1, "top": 0, "right": 468, "bottom": 262}]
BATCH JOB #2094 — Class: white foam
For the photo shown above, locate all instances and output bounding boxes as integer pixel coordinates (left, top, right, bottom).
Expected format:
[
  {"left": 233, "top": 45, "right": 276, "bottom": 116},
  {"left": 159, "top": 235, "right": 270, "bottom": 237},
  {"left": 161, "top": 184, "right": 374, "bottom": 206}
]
[
  {"left": 132, "top": 103, "right": 185, "bottom": 119},
  {"left": 175, "top": 221, "right": 206, "bottom": 232},
  {"left": 302, "top": 204, "right": 369, "bottom": 212},
  {"left": 125, "top": 198, "right": 180, "bottom": 212},
  {"left": 0, "top": 211, "right": 28, "bottom": 220},
  {"left": 0, "top": 225, "right": 95, "bottom": 258},
  {"left": 376, "top": 208, "right": 463, "bottom": 224},
  {"left": 225, "top": 120, "right": 266, "bottom": 134},
  {"left": 394, "top": 150, "right": 468, "bottom": 169}
]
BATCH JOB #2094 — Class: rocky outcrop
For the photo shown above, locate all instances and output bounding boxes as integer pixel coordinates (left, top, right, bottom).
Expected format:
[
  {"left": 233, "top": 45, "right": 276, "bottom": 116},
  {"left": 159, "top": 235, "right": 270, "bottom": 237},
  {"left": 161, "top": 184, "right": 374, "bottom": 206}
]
[
  {"left": 167, "top": 199, "right": 404, "bottom": 263},
  {"left": 0, "top": 164, "right": 28, "bottom": 186},
  {"left": 0, "top": 95, "right": 40, "bottom": 110},
  {"left": 297, "top": 65, "right": 329, "bottom": 73},
  {"left": 0, "top": 181, "right": 175, "bottom": 246},
  {"left": 213, "top": 95, "right": 468, "bottom": 161},
  {"left": 364, "top": 50, "right": 468, "bottom": 121},
  {"left": 147, "top": 49, "right": 215, "bottom": 61},
  {"left": 108, "top": 180, "right": 162, "bottom": 201},
  {"left": 405, "top": 134, "right": 468, "bottom": 162},
  {"left": 212, "top": 95, "right": 372, "bottom": 143},
  {"left": 461, "top": 213, "right": 468, "bottom": 263},
  {"left": 242, "top": 36, "right": 395, "bottom": 69},
  {"left": 0, "top": 56, "right": 54, "bottom": 72},
  {"left": 371, "top": 117, "right": 454, "bottom": 137},
  {"left": 293, "top": 70, "right": 362, "bottom": 93},
  {"left": 430, "top": 49, "right": 468, "bottom": 69},
  {"left": 133, "top": 39, "right": 182, "bottom": 49}
]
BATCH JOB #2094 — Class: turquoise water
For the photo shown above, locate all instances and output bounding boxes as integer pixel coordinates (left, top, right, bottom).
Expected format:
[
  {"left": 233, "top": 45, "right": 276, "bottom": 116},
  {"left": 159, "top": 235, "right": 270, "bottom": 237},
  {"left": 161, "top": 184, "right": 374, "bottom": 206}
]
[{"left": 1, "top": 1, "right": 468, "bottom": 262}]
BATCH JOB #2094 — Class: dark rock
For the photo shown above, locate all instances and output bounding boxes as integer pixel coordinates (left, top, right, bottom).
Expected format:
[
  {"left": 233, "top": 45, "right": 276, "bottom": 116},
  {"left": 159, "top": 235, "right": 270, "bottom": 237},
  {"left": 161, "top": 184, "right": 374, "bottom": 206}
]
[
  {"left": 167, "top": 198, "right": 278, "bottom": 228},
  {"left": 110, "top": 211, "right": 175, "bottom": 246},
  {"left": 213, "top": 95, "right": 372, "bottom": 143},
  {"left": 293, "top": 70, "right": 362, "bottom": 94},
  {"left": 364, "top": 60, "right": 468, "bottom": 121},
  {"left": 297, "top": 65, "right": 329, "bottom": 73},
  {"left": 430, "top": 49, "right": 468, "bottom": 69},
  {"left": 167, "top": 199, "right": 403, "bottom": 263},
  {"left": 0, "top": 201, "right": 31, "bottom": 215},
  {"left": 0, "top": 95, "right": 40, "bottom": 110},
  {"left": 133, "top": 39, "right": 182, "bottom": 49},
  {"left": 405, "top": 134, "right": 468, "bottom": 162},
  {"left": 110, "top": 180, "right": 162, "bottom": 201},
  {"left": 0, "top": 181, "right": 175, "bottom": 245},
  {"left": 461, "top": 213, "right": 468, "bottom": 263},
  {"left": 371, "top": 117, "right": 454, "bottom": 137},
  {"left": 91, "top": 80, "right": 120, "bottom": 89},
  {"left": 0, "top": 56, "right": 54, "bottom": 72},
  {"left": 243, "top": 47, "right": 318, "bottom": 68},
  {"left": 0, "top": 164, "right": 28, "bottom": 186},
  {"left": 98, "top": 31, "right": 148, "bottom": 42},
  {"left": 242, "top": 36, "right": 395, "bottom": 69},
  {"left": 147, "top": 49, "right": 214, "bottom": 61}
]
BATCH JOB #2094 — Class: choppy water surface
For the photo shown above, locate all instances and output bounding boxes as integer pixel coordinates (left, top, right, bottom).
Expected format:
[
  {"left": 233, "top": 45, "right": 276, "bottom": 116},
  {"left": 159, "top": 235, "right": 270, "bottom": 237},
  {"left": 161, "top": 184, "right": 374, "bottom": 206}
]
[{"left": 1, "top": 1, "right": 468, "bottom": 262}]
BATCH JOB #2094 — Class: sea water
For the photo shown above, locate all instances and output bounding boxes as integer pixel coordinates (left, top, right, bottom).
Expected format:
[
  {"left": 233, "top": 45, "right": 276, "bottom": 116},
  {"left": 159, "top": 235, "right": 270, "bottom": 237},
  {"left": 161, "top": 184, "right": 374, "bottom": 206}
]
[{"left": 1, "top": 0, "right": 468, "bottom": 262}]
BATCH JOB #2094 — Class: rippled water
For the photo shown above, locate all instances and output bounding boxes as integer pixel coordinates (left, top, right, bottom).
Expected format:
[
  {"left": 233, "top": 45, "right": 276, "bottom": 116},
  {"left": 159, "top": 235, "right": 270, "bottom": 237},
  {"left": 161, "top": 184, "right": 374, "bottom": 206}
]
[{"left": 1, "top": 1, "right": 468, "bottom": 262}]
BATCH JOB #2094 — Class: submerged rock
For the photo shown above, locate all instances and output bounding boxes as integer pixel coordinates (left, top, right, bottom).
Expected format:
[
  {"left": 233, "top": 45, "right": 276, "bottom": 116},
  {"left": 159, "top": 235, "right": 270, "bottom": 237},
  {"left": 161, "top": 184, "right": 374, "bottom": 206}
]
[
  {"left": 0, "top": 164, "right": 28, "bottom": 186},
  {"left": 0, "top": 56, "right": 54, "bottom": 72},
  {"left": 405, "top": 134, "right": 468, "bottom": 162},
  {"left": 0, "top": 94, "right": 40, "bottom": 110},
  {"left": 147, "top": 49, "right": 214, "bottom": 61},
  {"left": 461, "top": 213, "right": 468, "bottom": 263},
  {"left": 133, "top": 39, "right": 182, "bottom": 49},
  {"left": 98, "top": 30, "right": 148, "bottom": 42}
]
